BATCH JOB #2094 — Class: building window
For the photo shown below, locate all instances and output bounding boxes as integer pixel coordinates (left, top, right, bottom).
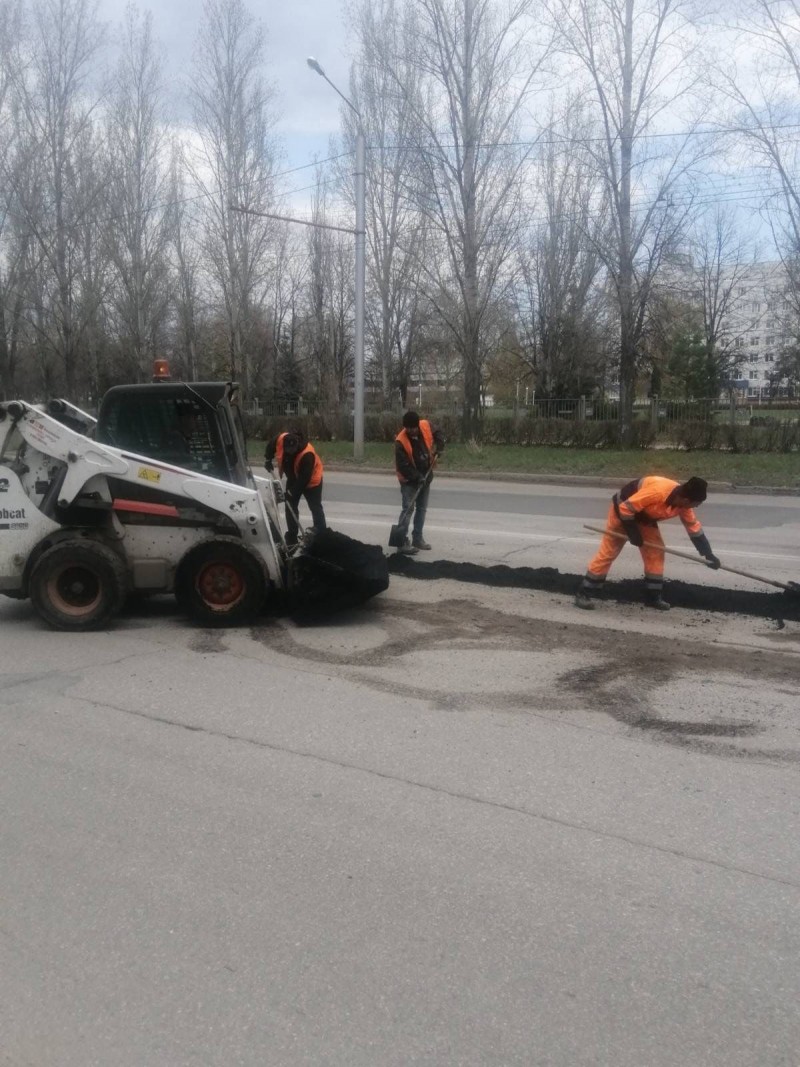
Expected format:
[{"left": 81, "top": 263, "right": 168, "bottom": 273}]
[{"left": 750, "top": 336, "right": 759, "bottom": 346}]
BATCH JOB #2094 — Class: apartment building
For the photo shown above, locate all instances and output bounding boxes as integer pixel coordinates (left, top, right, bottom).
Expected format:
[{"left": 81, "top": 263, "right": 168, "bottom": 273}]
[
  {"left": 717, "top": 263, "right": 795, "bottom": 397},
  {"left": 658, "top": 258, "right": 797, "bottom": 398}
]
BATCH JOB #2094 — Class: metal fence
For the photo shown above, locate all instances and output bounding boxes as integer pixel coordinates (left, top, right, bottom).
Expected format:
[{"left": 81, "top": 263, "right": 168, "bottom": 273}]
[
  {"left": 243, "top": 395, "right": 800, "bottom": 425},
  {"left": 490, "top": 396, "right": 800, "bottom": 425}
]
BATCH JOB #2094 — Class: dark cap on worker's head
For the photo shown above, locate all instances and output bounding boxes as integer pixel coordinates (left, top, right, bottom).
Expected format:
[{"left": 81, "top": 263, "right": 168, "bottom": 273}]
[
  {"left": 283, "top": 432, "right": 301, "bottom": 454},
  {"left": 680, "top": 476, "right": 708, "bottom": 504},
  {"left": 402, "top": 410, "right": 420, "bottom": 429}
]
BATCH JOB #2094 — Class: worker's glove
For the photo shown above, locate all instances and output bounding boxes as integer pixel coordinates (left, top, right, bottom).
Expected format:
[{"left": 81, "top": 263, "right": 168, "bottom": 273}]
[
  {"left": 691, "top": 532, "right": 720, "bottom": 568},
  {"left": 622, "top": 519, "right": 643, "bottom": 547},
  {"left": 264, "top": 459, "right": 274, "bottom": 473}
]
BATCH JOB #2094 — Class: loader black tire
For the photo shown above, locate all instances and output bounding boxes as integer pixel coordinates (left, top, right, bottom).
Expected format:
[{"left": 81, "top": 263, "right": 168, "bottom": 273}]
[
  {"left": 175, "top": 540, "right": 266, "bottom": 627},
  {"left": 29, "top": 539, "right": 128, "bottom": 631}
]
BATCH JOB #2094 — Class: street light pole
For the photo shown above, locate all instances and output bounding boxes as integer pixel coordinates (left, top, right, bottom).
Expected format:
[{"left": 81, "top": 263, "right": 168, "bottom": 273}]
[{"left": 307, "top": 57, "right": 365, "bottom": 461}]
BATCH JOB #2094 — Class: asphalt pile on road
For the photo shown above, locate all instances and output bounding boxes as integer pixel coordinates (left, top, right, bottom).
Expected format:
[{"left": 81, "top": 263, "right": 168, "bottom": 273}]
[
  {"left": 288, "top": 529, "right": 390, "bottom": 623},
  {"left": 387, "top": 555, "right": 800, "bottom": 621}
]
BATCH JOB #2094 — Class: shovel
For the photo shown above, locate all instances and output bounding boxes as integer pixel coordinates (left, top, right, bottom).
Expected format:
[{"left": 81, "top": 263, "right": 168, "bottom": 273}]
[
  {"left": 388, "top": 459, "right": 437, "bottom": 549},
  {"left": 583, "top": 524, "right": 800, "bottom": 596}
]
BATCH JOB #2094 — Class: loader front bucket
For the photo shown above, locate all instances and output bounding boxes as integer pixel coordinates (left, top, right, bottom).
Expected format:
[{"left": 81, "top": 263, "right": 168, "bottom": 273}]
[{"left": 286, "top": 529, "right": 389, "bottom": 622}]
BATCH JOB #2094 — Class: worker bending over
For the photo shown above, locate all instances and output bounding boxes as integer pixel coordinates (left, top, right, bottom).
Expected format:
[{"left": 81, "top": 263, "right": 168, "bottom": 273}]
[
  {"left": 265, "top": 429, "right": 326, "bottom": 546},
  {"left": 576, "top": 475, "right": 720, "bottom": 611}
]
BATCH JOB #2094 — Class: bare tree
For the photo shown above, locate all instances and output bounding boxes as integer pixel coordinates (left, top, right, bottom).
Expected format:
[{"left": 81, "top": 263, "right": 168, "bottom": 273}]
[
  {"left": 73, "top": 120, "right": 114, "bottom": 398},
  {"left": 343, "top": 0, "right": 430, "bottom": 409},
  {"left": 716, "top": 0, "right": 800, "bottom": 316},
  {"left": 546, "top": 0, "right": 705, "bottom": 438},
  {"left": 105, "top": 6, "right": 172, "bottom": 381},
  {"left": 267, "top": 223, "right": 307, "bottom": 404},
  {"left": 687, "top": 207, "right": 758, "bottom": 392},
  {"left": 398, "top": 0, "right": 547, "bottom": 436},
  {"left": 0, "top": 0, "right": 30, "bottom": 398},
  {"left": 305, "top": 168, "right": 355, "bottom": 411},
  {"left": 166, "top": 145, "right": 203, "bottom": 380},
  {"left": 514, "top": 103, "right": 608, "bottom": 396},
  {"left": 12, "top": 0, "right": 106, "bottom": 398},
  {"left": 188, "top": 0, "right": 277, "bottom": 395}
]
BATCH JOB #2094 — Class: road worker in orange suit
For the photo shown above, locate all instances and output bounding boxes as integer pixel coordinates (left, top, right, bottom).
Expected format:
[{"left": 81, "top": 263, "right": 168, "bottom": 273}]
[
  {"left": 264, "top": 429, "right": 326, "bottom": 546},
  {"left": 575, "top": 475, "right": 720, "bottom": 611}
]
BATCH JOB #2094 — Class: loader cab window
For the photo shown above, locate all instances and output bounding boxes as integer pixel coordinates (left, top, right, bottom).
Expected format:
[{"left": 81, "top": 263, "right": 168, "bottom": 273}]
[{"left": 99, "top": 394, "right": 228, "bottom": 479}]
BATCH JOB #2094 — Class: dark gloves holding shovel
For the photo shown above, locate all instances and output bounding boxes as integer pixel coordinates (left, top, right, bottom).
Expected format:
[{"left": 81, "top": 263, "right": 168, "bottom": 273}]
[
  {"left": 691, "top": 532, "right": 721, "bottom": 569},
  {"left": 622, "top": 519, "right": 644, "bottom": 547}
]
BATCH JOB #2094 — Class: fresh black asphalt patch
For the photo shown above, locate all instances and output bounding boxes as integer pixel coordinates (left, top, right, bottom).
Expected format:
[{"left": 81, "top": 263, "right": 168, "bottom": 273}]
[{"left": 387, "top": 555, "right": 800, "bottom": 622}]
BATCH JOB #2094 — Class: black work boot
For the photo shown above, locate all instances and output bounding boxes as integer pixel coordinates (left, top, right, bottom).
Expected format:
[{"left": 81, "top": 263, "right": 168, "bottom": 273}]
[
  {"left": 575, "top": 576, "right": 603, "bottom": 610},
  {"left": 645, "top": 588, "right": 670, "bottom": 611}
]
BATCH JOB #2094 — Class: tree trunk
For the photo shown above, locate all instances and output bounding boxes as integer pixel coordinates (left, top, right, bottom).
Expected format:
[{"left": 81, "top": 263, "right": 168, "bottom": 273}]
[{"left": 618, "top": 0, "right": 635, "bottom": 444}]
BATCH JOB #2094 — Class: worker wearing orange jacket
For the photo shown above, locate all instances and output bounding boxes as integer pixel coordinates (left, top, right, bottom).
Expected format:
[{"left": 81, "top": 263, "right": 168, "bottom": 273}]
[
  {"left": 265, "top": 429, "right": 326, "bottom": 545},
  {"left": 575, "top": 475, "right": 720, "bottom": 611}
]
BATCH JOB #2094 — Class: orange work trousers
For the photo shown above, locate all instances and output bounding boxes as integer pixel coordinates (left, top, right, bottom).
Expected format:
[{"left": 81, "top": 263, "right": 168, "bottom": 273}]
[{"left": 587, "top": 504, "right": 665, "bottom": 580}]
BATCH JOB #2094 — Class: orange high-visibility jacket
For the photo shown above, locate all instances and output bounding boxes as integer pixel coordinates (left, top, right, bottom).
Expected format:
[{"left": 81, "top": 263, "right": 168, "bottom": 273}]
[
  {"left": 275, "top": 433, "right": 323, "bottom": 488},
  {"left": 614, "top": 476, "right": 703, "bottom": 535},
  {"left": 395, "top": 420, "right": 435, "bottom": 483}
]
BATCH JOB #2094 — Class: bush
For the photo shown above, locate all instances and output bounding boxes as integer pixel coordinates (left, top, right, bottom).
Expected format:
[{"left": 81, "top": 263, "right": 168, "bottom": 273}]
[
  {"left": 246, "top": 407, "right": 798, "bottom": 453},
  {"left": 664, "top": 419, "right": 718, "bottom": 451},
  {"left": 246, "top": 412, "right": 352, "bottom": 443}
]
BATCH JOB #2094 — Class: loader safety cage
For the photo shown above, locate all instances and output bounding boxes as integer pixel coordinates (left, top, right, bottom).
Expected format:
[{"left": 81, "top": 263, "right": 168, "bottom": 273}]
[{"left": 95, "top": 382, "right": 251, "bottom": 487}]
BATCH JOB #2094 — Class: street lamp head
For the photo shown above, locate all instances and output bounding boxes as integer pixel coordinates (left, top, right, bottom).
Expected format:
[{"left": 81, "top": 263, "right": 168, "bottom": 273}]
[{"left": 306, "top": 57, "right": 325, "bottom": 76}]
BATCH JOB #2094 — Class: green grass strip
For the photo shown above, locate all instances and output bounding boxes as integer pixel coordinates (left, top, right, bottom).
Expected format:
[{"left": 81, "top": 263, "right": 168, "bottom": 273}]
[{"left": 250, "top": 440, "right": 799, "bottom": 488}]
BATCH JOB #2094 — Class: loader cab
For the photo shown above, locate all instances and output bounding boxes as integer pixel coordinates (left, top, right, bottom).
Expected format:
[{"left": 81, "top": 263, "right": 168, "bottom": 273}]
[{"left": 95, "top": 381, "right": 251, "bottom": 487}]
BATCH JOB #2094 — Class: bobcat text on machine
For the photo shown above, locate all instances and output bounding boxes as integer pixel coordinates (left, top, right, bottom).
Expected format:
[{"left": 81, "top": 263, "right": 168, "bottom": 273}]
[{"left": 0, "top": 367, "right": 388, "bottom": 631}]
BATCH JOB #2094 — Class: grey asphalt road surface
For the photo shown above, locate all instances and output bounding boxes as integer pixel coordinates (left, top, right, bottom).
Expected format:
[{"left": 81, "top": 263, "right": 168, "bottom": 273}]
[
  {"left": 322, "top": 471, "right": 800, "bottom": 588},
  {"left": 2, "top": 477, "right": 800, "bottom": 1067}
]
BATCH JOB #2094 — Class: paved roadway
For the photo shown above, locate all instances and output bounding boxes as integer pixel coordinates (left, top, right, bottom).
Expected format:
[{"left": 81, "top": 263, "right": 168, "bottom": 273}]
[
  {"left": 1, "top": 476, "right": 799, "bottom": 1067},
  {"left": 323, "top": 471, "right": 800, "bottom": 587}
]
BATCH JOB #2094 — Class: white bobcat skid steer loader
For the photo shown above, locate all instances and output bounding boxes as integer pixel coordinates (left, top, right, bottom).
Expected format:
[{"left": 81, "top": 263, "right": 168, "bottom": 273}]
[{"left": 0, "top": 396, "right": 287, "bottom": 630}]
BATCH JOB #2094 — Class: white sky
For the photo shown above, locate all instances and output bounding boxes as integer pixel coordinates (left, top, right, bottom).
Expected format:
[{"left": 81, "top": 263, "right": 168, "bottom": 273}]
[
  {"left": 91, "top": 0, "right": 784, "bottom": 246},
  {"left": 95, "top": 0, "right": 352, "bottom": 175}
]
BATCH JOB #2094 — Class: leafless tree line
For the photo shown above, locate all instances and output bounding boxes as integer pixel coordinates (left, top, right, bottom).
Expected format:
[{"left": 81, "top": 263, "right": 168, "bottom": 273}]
[{"left": 3, "top": 0, "right": 800, "bottom": 430}]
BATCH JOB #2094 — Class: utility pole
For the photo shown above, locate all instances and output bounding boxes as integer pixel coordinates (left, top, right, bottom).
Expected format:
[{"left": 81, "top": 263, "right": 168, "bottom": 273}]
[{"left": 307, "top": 57, "right": 366, "bottom": 461}]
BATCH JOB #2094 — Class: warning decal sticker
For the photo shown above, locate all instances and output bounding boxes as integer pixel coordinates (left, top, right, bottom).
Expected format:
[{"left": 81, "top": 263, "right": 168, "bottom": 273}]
[{"left": 138, "top": 467, "right": 162, "bottom": 483}]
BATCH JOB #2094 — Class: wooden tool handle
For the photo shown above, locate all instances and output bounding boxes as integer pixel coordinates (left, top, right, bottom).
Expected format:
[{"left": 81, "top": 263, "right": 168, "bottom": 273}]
[{"left": 582, "top": 524, "right": 792, "bottom": 592}]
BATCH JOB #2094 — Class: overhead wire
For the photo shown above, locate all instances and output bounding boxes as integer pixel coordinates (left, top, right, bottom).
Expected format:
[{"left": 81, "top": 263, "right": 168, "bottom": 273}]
[{"left": 0, "top": 122, "right": 795, "bottom": 239}]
